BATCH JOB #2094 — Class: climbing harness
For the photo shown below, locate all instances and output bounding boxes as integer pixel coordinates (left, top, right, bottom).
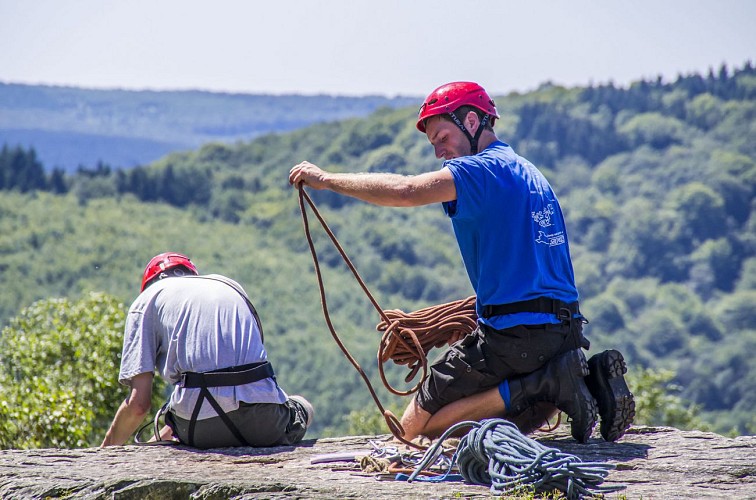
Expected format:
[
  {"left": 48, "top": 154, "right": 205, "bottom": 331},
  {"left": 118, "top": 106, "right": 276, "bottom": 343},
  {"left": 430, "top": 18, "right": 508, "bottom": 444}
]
[
  {"left": 407, "top": 419, "right": 625, "bottom": 499},
  {"left": 133, "top": 363, "right": 276, "bottom": 446},
  {"left": 180, "top": 361, "right": 275, "bottom": 447},
  {"left": 481, "top": 297, "right": 581, "bottom": 320}
]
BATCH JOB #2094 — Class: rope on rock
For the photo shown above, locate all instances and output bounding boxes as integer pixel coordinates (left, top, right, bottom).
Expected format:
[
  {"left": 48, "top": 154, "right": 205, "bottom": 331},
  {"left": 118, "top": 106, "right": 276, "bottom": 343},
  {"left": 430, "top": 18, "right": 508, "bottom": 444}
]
[
  {"left": 362, "top": 439, "right": 459, "bottom": 478},
  {"left": 409, "top": 419, "right": 625, "bottom": 499}
]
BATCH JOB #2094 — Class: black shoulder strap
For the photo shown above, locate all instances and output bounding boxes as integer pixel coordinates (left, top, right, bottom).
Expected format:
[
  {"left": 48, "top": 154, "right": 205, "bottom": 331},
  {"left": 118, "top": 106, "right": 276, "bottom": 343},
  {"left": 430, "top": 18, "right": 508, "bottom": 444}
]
[{"left": 186, "top": 275, "right": 265, "bottom": 343}]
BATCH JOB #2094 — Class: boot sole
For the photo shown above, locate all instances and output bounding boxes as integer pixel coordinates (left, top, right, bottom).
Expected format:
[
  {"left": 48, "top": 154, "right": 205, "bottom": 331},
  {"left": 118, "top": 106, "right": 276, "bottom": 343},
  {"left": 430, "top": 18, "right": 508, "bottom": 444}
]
[
  {"left": 566, "top": 350, "right": 598, "bottom": 443},
  {"left": 586, "top": 350, "right": 635, "bottom": 442}
]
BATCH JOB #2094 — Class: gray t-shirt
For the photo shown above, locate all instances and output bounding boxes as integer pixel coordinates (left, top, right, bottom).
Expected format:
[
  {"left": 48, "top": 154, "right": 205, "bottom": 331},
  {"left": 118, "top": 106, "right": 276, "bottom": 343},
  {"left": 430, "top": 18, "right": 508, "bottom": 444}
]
[{"left": 118, "top": 274, "right": 287, "bottom": 420}]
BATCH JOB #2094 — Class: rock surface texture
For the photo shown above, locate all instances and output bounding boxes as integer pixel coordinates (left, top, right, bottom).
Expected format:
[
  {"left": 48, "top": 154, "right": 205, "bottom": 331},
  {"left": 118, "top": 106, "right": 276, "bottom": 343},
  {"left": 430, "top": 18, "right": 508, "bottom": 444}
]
[{"left": 1, "top": 425, "right": 755, "bottom": 499}]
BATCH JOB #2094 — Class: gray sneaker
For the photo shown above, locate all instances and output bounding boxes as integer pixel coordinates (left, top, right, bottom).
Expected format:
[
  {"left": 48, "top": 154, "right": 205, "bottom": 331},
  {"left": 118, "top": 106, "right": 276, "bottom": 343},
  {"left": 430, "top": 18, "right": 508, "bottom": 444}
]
[{"left": 289, "top": 395, "right": 314, "bottom": 428}]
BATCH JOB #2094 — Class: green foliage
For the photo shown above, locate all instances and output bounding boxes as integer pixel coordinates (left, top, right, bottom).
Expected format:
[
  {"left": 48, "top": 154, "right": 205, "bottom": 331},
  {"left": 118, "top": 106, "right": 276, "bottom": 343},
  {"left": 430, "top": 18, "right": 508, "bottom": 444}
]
[
  {"left": 712, "top": 291, "right": 756, "bottom": 331},
  {"left": 667, "top": 183, "right": 727, "bottom": 243},
  {"left": 0, "top": 144, "right": 48, "bottom": 192},
  {"left": 617, "top": 112, "right": 690, "bottom": 149},
  {"left": 332, "top": 402, "right": 405, "bottom": 437},
  {"left": 626, "top": 367, "right": 709, "bottom": 431},
  {"left": 0, "top": 292, "right": 166, "bottom": 449},
  {"left": 735, "top": 257, "right": 756, "bottom": 290}
]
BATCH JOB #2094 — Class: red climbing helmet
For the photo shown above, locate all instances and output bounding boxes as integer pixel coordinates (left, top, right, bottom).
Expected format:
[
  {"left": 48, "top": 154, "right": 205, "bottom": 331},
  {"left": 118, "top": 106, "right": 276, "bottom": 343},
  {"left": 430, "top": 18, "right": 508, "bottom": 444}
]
[
  {"left": 416, "top": 81, "right": 499, "bottom": 133},
  {"left": 140, "top": 252, "right": 198, "bottom": 292}
]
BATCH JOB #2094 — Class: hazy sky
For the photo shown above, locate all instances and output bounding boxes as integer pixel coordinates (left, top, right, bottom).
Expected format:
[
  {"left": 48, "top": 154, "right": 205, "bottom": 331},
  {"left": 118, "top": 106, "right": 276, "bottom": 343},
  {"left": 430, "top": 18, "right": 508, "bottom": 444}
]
[{"left": 1, "top": 0, "right": 753, "bottom": 97}]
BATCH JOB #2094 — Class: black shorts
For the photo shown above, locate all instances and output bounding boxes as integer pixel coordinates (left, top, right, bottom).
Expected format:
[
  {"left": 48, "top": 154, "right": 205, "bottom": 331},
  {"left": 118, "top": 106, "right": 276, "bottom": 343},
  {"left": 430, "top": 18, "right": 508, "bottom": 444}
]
[{"left": 415, "top": 321, "right": 588, "bottom": 414}]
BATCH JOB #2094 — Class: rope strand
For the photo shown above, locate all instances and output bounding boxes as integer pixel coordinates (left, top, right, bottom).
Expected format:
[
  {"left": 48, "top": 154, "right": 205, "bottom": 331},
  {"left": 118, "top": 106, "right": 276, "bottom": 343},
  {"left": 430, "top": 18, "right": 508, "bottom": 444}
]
[
  {"left": 298, "top": 187, "right": 418, "bottom": 447},
  {"left": 377, "top": 296, "right": 477, "bottom": 394}
]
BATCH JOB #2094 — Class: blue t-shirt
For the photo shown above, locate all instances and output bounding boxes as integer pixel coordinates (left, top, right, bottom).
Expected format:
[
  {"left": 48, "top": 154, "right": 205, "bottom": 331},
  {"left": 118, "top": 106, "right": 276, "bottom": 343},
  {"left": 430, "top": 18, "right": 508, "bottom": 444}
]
[{"left": 442, "top": 141, "right": 579, "bottom": 329}]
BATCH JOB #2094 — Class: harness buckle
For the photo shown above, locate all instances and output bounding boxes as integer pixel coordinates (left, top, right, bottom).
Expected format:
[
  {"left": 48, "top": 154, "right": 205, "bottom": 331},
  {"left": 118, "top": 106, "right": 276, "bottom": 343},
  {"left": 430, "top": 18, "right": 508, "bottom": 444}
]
[{"left": 558, "top": 307, "right": 572, "bottom": 322}]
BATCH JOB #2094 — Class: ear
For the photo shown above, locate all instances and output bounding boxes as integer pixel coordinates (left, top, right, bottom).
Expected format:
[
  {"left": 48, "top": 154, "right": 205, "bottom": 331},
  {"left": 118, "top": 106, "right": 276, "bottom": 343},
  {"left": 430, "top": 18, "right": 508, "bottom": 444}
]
[{"left": 464, "top": 111, "right": 480, "bottom": 134}]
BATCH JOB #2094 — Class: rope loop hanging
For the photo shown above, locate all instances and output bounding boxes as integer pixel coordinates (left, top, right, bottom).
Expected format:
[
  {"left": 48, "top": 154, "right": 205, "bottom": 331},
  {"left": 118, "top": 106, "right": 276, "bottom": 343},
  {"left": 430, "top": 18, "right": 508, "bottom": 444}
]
[
  {"left": 297, "top": 186, "right": 479, "bottom": 445},
  {"left": 298, "top": 186, "right": 415, "bottom": 447},
  {"left": 376, "top": 296, "right": 477, "bottom": 393}
]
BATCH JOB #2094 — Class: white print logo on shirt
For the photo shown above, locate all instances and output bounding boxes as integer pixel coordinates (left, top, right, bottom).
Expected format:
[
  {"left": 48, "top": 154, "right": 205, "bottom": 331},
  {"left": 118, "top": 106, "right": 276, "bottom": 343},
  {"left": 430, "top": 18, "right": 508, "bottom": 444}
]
[
  {"left": 532, "top": 205, "right": 565, "bottom": 247},
  {"left": 531, "top": 205, "right": 555, "bottom": 227},
  {"left": 536, "top": 230, "right": 566, "bottom": 247}
]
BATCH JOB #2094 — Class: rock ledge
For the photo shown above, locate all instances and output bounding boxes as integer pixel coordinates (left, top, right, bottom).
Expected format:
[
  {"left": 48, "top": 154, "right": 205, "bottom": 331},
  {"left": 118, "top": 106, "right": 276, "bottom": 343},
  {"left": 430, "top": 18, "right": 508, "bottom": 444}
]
[{"left": 1, "top": 426, "right": 755, "bottom": 499}]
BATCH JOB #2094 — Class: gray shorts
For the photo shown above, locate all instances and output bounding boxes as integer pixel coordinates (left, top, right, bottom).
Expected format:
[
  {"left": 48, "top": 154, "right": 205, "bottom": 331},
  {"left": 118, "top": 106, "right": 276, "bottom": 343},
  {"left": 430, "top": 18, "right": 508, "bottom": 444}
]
[
  {"left": 415, "top": 321, "right": 587, "bottom": 415},
  {"left": 166, "top": 398, "right": 309, "bottom": 449}
]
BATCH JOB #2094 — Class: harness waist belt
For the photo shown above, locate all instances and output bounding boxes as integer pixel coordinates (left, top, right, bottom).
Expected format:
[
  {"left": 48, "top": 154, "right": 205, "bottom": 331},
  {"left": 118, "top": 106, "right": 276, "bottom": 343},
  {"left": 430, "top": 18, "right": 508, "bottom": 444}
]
[
  {"left": 178, "top": 361, "right": 276, "bottom": 448},
  {"left": 181, "top": 361, "right": 274, "bottom": 388},
  {"left": 481, "top": 298, "right": 580, "bottom": 319}
]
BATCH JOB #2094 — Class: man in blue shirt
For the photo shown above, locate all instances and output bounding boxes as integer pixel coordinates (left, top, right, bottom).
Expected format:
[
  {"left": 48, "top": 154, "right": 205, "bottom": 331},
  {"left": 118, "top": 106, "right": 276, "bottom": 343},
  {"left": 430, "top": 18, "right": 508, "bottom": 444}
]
[{"left": 289, "top": 82, "right": 634, "bottom": 443}]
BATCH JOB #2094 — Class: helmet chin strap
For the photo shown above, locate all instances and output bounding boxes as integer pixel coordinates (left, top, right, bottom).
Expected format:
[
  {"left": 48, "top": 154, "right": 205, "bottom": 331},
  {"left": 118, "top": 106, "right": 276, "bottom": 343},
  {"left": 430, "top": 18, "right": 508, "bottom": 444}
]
[{"left": 447, "top": 111, "right": 491, "bottom": 155}]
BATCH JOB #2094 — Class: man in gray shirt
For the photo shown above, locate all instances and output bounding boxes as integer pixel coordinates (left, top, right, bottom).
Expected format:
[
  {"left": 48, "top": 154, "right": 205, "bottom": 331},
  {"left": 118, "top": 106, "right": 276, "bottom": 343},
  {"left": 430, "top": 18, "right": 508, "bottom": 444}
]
[{"left": 102, "top": 252, "right": 313, "bottom": 449}]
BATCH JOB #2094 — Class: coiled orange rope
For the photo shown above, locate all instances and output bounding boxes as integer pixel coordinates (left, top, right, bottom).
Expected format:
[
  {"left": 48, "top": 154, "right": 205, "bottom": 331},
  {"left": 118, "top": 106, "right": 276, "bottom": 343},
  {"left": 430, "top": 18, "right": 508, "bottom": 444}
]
[{"left": 377, "top": 296, "right": 477, "bottom": 395}]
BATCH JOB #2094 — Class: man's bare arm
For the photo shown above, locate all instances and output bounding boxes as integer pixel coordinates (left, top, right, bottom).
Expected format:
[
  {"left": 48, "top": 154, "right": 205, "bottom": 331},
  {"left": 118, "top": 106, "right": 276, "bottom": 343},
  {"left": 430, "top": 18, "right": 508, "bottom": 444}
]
[
  {"left": 101, "top": 372, "right": 154, "bottom": 447},
  {"left": 289, "top": 161, "right": 456, "bottom": 207}
]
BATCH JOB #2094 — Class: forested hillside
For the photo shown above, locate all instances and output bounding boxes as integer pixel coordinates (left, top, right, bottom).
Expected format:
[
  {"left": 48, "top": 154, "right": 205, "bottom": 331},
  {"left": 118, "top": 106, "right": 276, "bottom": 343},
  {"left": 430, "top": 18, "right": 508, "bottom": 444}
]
[
  {"left": 1, "top": 63, "right": 754, "bottom": 437},
  {"left": 0, "top": 83, "right": 416, "bottom": 171}
]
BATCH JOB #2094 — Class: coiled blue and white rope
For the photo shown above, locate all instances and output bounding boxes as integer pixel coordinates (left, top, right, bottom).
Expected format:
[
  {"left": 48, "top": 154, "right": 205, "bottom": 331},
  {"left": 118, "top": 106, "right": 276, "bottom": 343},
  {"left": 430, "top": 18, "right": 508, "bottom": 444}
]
[{"left": 408, "top": 418, "right": 625, "bottom": 499}]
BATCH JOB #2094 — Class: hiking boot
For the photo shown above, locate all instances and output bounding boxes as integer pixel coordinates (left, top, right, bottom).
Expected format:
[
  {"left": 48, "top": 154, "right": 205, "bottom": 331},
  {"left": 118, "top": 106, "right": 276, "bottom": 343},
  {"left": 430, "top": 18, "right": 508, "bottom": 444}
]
[
  {"left": 585, "top": 349, "right": 635, "bottom": 442},
  {"left": 507, "top": 401, "right": 560, "bottom": 435},
  {"left": 507, "top": 349, "right": 598, "bottom": 443}
]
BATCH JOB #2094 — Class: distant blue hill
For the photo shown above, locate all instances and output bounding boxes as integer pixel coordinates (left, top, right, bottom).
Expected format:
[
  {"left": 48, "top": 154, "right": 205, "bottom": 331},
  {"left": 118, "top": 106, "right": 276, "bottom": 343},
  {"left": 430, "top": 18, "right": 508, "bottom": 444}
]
[
  {"left": 0, "top": 128, "right": 186, "bottom": 171},
  {"left": 0, "top": 83, "right": 418, "bottom": 171}
]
